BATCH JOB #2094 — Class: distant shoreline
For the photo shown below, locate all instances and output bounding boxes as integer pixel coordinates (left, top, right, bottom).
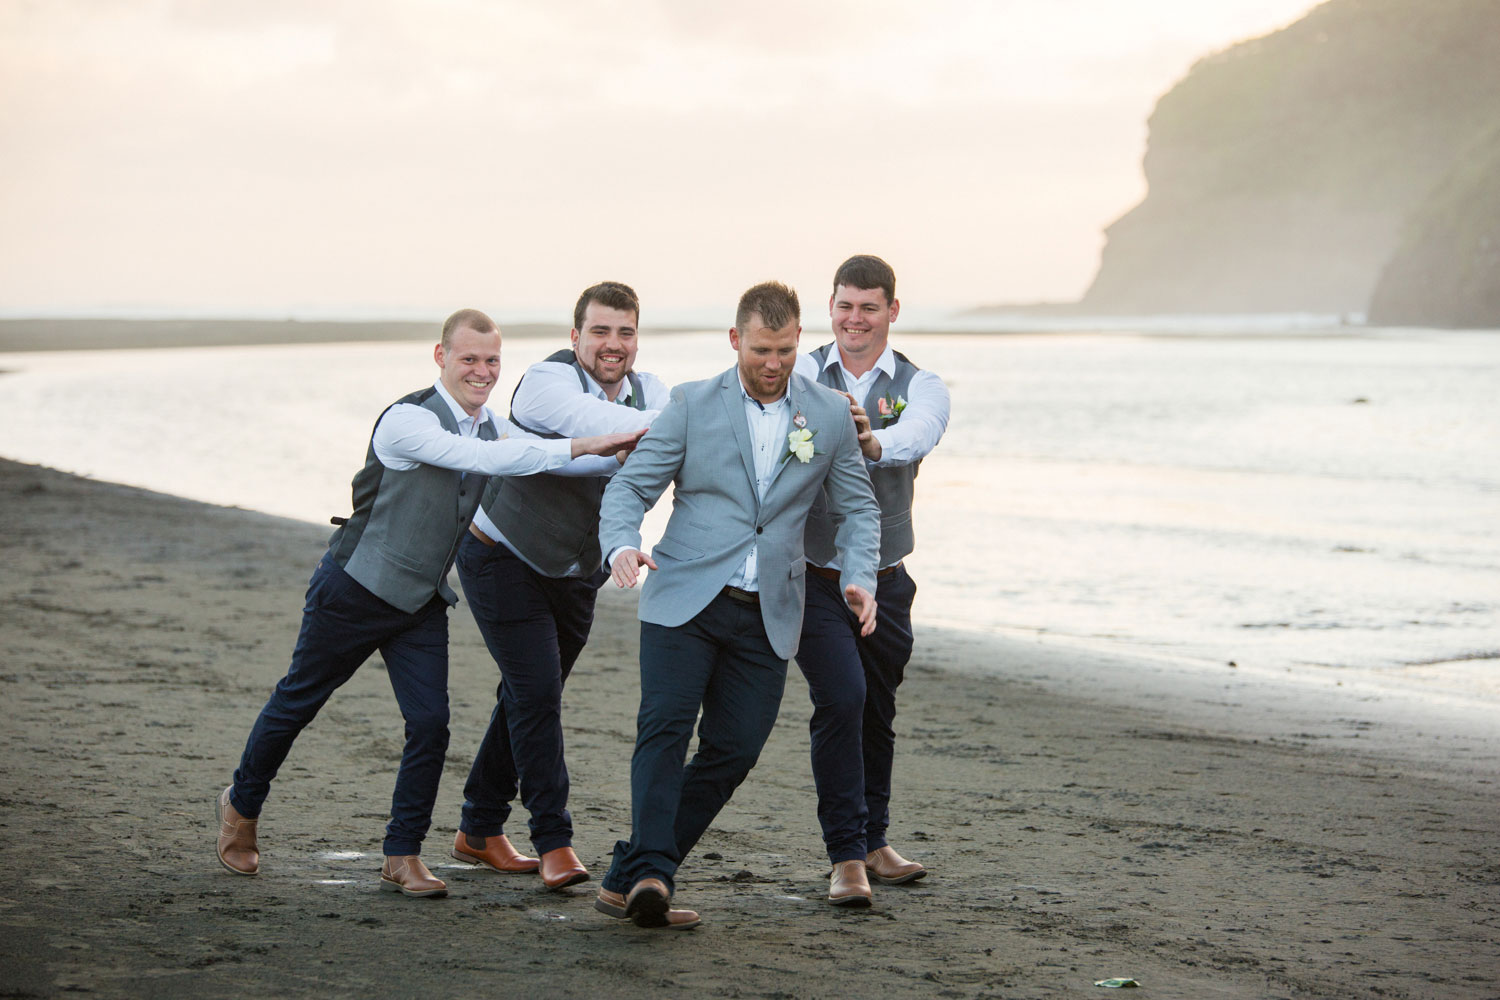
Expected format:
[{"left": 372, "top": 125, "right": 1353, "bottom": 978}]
[
  {"left": 0, "top": 318, "right": 1020, "bottom": 353},
  {"left": 0, "top": 317, "right": 1048, "bottom": 353},
  {"left": 0, "top": 318, "right": 573, "bottom": 353},
  {"left": 6, "top": 316, "right": 1473, "bottom": 354}
]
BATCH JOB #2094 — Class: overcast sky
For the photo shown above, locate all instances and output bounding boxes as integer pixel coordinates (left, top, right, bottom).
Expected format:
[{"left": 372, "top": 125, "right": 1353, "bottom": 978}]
[{"left": 0, "top": 0, "right": 1321, "bottom": 321}]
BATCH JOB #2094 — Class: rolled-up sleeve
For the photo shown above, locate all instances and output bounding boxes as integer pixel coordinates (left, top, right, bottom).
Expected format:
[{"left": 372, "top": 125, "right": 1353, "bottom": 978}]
[
  {"left": 373, "top": 404, "right": 572, "bottom": 475},
  {"left": 512, "top": 362, "right": 665, "bottom": 435},
  {"left": 869, "top": 369, "right": 950, "bottom": 468}
]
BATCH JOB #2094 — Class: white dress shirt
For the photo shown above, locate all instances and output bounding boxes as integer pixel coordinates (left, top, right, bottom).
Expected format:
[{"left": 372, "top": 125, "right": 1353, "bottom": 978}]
[
  {"left": 474, "top": 360, "right": 671, "bottom": 576},
  {"left": 371, "top": 380, "right": 575, "bottom": 475},
  {"left": 723, "top": 378, "right": 791, "bottom": 593},
  {"left": 508, "top": 360, "right": 668, "bottom": 436},
  {"left": 793, "top": 344, "right": 950, "bottom": 468},
  {"left": 794, "top": 343, "right": 950, "bottom": 571},
  {"left": 605, "top": 376, "right": 790, "bottom": 590}
]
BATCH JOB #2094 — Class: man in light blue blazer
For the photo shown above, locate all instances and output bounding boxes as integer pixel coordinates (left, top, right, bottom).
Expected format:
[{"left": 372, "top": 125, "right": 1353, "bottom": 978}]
[{"left": 594, "top": 281, "right": 882, "bottom": 929}]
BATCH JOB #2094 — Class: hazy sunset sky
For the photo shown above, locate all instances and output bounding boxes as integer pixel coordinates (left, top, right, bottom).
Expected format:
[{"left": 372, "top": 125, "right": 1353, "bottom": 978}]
[{"left": 0, "top": 0, "right": 1321, "bottom": 322}]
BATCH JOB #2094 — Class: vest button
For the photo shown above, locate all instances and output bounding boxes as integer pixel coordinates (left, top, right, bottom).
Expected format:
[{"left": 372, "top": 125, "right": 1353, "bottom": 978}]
[{"left": 756, "top": 526, "right": 763, "bottom": 534}]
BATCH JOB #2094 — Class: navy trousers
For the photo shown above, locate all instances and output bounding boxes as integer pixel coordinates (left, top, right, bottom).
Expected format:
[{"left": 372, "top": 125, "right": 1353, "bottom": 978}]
[
  {"left": 601, "top": 592, "right": 788, "bottom": 895},
  {"left": 793, "top": 565, "right": 917, "bottom": 863},
  {"left": 453, "top": 533, "right": 596, "bottom": 854},
  {"left": 230, "top": 554, "right": 451, "bottom": 857}
]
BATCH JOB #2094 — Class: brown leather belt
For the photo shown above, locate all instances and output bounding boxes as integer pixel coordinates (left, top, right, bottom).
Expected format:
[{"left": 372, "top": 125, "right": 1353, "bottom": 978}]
[
  {"left": 806, "top": 562, "right": 901, "bottom": 581},
  {"left": 721, "top": 585, "right": 760, "bottom": 606},
  {"left": 468, "top": 523, "right": 497, "bottom": 547}
]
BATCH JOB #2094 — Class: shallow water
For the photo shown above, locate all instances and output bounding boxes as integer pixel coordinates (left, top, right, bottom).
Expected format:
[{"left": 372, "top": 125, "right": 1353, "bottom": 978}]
[{"left": 3, "top": 325, "right": 1496, "bottom": 682}]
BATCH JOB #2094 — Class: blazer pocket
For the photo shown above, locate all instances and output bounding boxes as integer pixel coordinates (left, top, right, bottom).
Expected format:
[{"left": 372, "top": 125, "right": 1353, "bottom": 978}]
[
  {"left": 787, "top": 559, "right": 806, "bottom": 579},
  {"left": 652, "top": 536, "right": 704, "bottom": 562},
  {"left": 374, "top": 542, "right": 426, "bottom": 574}
]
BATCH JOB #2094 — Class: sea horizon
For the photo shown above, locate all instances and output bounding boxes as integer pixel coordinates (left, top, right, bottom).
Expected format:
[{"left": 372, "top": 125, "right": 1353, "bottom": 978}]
[
  {"left": 0, "top": 306, "right": 1402, "bottom": 335},
  {"left": 4, "top": 322, "right": 1497, "bottom": 715}
]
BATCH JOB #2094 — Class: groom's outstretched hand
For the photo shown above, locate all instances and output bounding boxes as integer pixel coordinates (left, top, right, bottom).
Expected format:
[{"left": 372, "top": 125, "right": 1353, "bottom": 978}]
[
  {"left": 610, "top": 548, "right": 657, "bottom": 588},
  {"left": 844, "top": 584, "right": 878, "bottom": 636}
]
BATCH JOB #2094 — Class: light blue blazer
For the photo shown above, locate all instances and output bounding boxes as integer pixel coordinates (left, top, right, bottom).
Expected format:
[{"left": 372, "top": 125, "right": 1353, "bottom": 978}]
[{"left": 599, "top": 367, "right": 881, "bottom": 660}]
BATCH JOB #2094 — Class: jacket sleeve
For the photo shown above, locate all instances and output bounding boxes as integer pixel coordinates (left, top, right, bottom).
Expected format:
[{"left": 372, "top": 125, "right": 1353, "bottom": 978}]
[
  {"left": 599, "top": 385, "right": 689, "bottom": 561},
  {"left": 821, "top": 401, "right": 881, "bottom": 595}
]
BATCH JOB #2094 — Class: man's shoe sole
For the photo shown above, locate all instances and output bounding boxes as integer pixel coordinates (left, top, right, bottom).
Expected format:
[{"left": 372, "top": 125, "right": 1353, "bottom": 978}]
[
  {"left": 379, "top": 876, "right": 448, "bottom": 898},
  {"left": 625, "top": 887, "right": 670, "bottom": 927},
  {"left": 449, "top": 848, "right": 540, "bottom": 874},
  {"left": 867, "top": 868, "right": 926, "bottom": 885},
  {"left": 829, "top": 893, "right": 873, "bottom": 907}
]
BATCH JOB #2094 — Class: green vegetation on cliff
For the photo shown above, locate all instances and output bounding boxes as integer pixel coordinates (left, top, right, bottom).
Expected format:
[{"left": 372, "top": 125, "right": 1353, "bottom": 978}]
[
  {"left": 1080, "top": 0, "right": 1500, "bottom": 317},
  {"left": 1367, "top": 128, "right": 1500, "bottom": 328}
]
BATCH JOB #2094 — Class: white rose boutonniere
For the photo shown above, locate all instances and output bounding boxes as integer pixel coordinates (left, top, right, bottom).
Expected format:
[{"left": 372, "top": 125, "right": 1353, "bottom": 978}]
[{"left": 782, "top": 426, "right": 818, "bottom": 464}]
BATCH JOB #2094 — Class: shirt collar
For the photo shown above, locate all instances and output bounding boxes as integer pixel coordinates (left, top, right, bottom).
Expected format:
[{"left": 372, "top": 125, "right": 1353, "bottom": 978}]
[
  {"left": 431, "top": 379, "right": 486, "bottom": 432},
  {"left": 579, "top": 366, "right": 634, "bottom": 405},
  {"left": 822, "top": 343, "right": 897, "bottom": 381}
]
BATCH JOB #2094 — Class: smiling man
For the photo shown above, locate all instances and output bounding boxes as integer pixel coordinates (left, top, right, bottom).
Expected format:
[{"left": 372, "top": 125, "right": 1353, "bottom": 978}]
[
  {"left": 593, "top": 280, "right": 881, "bottom": 929},
  {"left": 792, "top": 254, "right": 951, "bottom": 906},
  {"left": 214, "top": 308, "right": 643, "bottom": 898},
  {"left": 449, "top": 282, "right": 669, "bottom": 890}
]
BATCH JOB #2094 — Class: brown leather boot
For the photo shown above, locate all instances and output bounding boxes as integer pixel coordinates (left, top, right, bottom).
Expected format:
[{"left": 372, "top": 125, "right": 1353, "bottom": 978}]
[
  {"left": 865, "top": 845, "right": 926, "bottom": 884},
  {"left": 828, "top": 859, "right": 873, "bottom": 907},
  {"left": 539, "top": 846, "right": 590, "bottom": 889},
  {"left": 450, "top": 831, "right": 540, "bottom": 873},
  {"left": 380, "top": 855, "right": 447, "bottom": 897},
  {"left": 215, "top": 786, "right": 259, "bottom": 876}
]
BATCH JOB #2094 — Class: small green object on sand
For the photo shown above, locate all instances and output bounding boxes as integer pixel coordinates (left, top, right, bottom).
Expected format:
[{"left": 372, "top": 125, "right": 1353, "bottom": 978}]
[{"left": 1094, "top": 979, "right": 1140, "bottom": 989}]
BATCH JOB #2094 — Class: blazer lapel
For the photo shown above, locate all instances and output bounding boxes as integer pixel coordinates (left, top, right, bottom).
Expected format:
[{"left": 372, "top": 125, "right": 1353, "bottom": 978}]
[
  {"left": 765, "top": 375, "right": 803, "bottom": 493},
  {"left": 720, "top": 369, "right": 760, "bottom": 497}
]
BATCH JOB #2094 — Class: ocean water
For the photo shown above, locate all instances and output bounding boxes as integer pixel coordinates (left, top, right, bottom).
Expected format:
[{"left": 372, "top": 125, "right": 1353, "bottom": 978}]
[{"left": 3, "top": 326, "right": 1497, "bottom": 687}]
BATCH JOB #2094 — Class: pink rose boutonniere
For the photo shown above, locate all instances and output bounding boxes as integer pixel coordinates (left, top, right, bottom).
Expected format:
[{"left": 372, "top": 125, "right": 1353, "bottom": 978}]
[{"left": 877, "top": 393, "right": 907, "bottom": 425}]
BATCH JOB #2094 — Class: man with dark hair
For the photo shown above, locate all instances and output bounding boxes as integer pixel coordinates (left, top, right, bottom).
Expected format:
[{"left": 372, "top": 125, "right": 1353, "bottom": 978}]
[
  {"left": 792, "top": 254, "right": 951, "bottom": 906},
  {"left": 214, "top": 309, "right": 643, "bottom": 898},
  {"left": 594, "top": 280, "right": 882, "bottom": 928},
  {"left": 449, "top": 282, "right": 669, "bottom": 890}
]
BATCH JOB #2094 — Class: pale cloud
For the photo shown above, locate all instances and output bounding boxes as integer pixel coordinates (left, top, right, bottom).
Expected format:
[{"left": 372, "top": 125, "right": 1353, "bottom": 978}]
[{"left": 0, "top": 0, "right": 1321, "bottom": 315}]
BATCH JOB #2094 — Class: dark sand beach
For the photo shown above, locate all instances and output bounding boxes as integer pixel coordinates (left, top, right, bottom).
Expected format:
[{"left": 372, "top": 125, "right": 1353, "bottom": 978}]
[{"left": 1, "top": 456, "right": 1496, "bottom": 999}]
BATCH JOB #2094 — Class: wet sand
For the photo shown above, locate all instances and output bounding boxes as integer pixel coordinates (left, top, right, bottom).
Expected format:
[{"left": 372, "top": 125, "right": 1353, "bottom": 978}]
[{"left": 1, "top": 457, "right": 1496, "bottom": 999}]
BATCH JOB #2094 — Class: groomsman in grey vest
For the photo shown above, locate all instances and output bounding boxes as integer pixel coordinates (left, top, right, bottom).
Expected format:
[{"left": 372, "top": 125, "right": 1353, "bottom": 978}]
[
  {"left": 214, "top": 309, "right": 643, "bottom": 898},
  {"left": 450, "top": 282, "right": 669, "bottom": 889},
  {"left": 594, "top": 281, "right": 881, "bottom": 928},
  {"left": 792, "top": 254, "right": 951, "bottom": 906}
]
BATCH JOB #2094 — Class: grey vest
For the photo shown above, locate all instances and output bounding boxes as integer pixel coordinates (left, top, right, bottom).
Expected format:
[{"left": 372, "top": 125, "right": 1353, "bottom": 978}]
[
  {"left": 480, "top": 349, "right": 647, "bottom": 578},
  {"left": 804, "top": 344, "right": 921, "bottom": 568},
  {"left": 327, "top": 387, "right": 497, "bottom": 613}
]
